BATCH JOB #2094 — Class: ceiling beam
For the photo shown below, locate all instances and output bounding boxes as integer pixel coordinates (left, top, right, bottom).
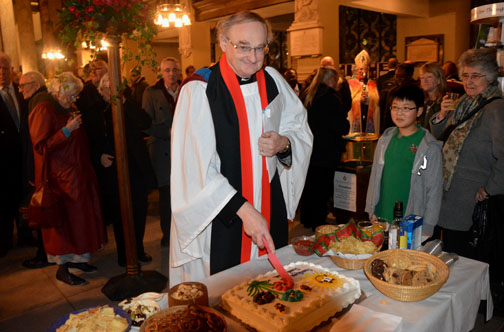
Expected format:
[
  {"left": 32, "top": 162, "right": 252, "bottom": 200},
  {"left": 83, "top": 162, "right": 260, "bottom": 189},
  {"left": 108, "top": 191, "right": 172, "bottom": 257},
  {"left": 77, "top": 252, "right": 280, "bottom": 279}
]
[{"left": 193, "top": 0, "right": 292, "bottom": 21}]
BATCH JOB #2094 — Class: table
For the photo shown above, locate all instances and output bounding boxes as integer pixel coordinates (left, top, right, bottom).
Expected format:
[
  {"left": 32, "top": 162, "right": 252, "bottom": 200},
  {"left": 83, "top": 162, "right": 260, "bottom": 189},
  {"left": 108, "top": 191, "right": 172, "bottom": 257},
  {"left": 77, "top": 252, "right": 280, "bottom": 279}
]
[{"left": 201, "top": 245, "right": 493, "bottom": 332}]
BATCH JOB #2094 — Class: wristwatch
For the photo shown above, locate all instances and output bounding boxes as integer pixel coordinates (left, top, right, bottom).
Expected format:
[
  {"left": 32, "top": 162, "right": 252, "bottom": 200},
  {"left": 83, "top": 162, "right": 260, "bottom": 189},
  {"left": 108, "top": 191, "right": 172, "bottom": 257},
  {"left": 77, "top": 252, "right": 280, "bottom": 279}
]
[{"left": 280, "top": 139, "right": 290, "bottom": 153}]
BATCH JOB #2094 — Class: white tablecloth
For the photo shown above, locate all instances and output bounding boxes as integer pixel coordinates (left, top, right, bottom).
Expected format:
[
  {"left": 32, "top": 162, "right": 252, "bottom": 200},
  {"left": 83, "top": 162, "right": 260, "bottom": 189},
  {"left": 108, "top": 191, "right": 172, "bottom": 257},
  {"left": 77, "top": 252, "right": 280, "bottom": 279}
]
[{"left": 201, "top": 245, "right": 492, "bottom": 332}]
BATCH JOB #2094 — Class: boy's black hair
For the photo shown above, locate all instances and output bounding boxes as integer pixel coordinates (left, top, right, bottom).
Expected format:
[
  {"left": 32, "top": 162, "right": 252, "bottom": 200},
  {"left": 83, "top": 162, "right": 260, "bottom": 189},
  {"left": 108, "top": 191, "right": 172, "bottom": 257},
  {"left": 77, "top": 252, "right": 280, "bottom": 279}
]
[{"left": 390, "top": 85, "right": 424, "bottom": 108}]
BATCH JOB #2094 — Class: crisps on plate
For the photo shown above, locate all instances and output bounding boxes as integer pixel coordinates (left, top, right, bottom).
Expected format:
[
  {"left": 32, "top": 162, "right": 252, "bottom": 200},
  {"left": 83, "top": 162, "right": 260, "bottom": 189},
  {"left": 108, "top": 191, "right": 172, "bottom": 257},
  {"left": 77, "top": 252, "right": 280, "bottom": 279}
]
[
  {"left": 56, "top": 305, "right": 129, "bottom": 332},
  {"left": 329, "top": 236, "right": 377, "bottom": 255}
]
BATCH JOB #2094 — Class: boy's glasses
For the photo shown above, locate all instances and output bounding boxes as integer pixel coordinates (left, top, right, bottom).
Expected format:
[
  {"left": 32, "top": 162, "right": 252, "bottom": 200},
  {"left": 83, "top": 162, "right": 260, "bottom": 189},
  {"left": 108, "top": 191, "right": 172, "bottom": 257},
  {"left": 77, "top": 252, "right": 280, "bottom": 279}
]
[{"left": 390, "top": 106, "right": 417, "bottom": 114}]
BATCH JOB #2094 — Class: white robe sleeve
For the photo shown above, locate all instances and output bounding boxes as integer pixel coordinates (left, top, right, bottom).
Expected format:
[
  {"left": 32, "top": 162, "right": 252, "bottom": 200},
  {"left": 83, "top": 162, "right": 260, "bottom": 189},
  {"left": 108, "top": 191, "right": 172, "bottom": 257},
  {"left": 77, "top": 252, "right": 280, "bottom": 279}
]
[
  {"left": 170, "top": 80, "right": 237, "bottom": 268},
  {"left": 265, "top": 67, "right": 313, "bottom": 220}
]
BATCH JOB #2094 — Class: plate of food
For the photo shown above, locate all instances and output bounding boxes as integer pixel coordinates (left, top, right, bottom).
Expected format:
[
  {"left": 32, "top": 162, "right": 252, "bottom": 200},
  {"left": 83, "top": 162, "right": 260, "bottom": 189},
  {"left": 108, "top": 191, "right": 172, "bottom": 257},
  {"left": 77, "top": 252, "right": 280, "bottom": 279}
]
[
  {"left": 119, "top": 292, "right": 165, "bottom": 331},
  {"left": 46, "top": 305, "right": 130, "bottom": 332}
]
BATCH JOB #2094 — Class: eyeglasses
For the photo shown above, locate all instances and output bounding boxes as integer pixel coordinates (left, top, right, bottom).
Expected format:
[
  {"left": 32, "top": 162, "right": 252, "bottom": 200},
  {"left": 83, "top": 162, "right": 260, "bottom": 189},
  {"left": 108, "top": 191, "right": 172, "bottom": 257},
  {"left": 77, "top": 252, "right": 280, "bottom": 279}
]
[
  {"left": 461, "top": 73, "right": 486, "bottom": 81},
  {"left": 227, "top": 38, "right": 269, "bottom": 55},
  {"left": 390, "top": 106, "right": 417, "bottom": 113}
]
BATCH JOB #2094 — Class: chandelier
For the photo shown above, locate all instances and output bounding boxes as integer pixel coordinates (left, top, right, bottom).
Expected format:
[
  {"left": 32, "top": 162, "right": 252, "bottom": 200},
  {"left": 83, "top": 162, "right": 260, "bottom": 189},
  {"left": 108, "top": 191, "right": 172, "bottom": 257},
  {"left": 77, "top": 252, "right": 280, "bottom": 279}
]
[
  {"left": 154, "top": 1, "right": 191, "bottom": 28},
  {"left": 41, "top": 50, "right": 65, "bottom": 60}
]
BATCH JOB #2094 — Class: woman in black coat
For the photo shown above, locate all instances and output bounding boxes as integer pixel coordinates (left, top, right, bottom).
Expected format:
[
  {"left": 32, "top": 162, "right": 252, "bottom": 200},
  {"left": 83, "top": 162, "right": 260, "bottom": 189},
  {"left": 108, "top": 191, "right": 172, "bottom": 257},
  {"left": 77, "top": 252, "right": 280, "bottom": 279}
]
[
  {"left": 82, "top": 73, "right": 157, "bottom": 267},
  {"left": 300, "top": 67, "right": 350, "bottom": 230}
]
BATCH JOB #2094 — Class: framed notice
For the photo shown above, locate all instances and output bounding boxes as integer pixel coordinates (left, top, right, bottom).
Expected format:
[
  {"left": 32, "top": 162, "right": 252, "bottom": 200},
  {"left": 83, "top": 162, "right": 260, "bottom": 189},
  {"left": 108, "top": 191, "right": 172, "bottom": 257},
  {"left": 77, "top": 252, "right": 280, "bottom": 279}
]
[
  {"left": 333, "top": 171, "right": 357, "bottom": 212},
  {"left": 289, "top": 27, "right": 323, "bottom": 57},
  {"left": 405, "top": 34, "right": 444, "bottom": 63}
]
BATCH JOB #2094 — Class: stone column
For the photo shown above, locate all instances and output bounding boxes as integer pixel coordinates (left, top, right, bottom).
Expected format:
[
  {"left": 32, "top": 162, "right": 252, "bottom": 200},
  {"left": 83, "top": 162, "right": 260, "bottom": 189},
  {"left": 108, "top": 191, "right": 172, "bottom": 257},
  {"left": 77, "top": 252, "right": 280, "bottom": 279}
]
[
  {"left": 287, "top": 0, "right": 324, "bottom": 80},
  {"left": 0, "top": 0, "right": 20, "bottom": 70},
  {"left": 14, "top": 0, "right": 38, "bottom": 72}
]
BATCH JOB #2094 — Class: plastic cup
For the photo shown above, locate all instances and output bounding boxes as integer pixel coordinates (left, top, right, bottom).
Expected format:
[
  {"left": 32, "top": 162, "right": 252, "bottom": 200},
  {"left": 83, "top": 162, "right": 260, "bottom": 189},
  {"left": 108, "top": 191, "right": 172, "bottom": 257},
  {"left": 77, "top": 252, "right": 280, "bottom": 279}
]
[{"left": 446, "top": 92, "right": 459, "bottom": 110}]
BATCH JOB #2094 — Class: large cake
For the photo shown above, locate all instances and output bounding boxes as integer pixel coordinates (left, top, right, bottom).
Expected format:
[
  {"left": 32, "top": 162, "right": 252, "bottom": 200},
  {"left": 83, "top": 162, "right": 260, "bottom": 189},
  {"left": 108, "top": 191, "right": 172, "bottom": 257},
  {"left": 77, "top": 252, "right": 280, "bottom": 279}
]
[{"left": 221, "top": 262, "right": 361, "bottom": 332}]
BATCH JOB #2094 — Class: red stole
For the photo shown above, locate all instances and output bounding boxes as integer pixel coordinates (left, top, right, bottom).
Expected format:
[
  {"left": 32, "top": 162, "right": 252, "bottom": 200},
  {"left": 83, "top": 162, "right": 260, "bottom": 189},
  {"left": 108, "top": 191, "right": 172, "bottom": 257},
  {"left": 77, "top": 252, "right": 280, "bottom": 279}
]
[{"left": 219, "top": 53, "right": 271, "bottom": 263}]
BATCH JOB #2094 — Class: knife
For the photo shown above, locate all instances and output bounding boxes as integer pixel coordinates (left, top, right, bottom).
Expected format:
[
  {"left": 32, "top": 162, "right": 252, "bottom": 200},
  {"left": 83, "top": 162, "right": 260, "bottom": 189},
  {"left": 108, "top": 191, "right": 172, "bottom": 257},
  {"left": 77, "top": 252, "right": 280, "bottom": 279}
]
[{"left": 262, "top": 236, "right": 294, "bottom": 288}]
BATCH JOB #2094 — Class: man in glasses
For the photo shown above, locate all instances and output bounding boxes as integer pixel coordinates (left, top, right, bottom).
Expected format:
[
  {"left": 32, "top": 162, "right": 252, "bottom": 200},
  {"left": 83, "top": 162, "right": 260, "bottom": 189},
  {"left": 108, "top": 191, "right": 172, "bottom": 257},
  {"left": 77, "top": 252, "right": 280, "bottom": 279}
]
[
  {"left": 169, "top": 11, "right": 313, "bottom": 284},
  {"left": 76, "top": 59, "right": 108, "bottom": 124},
  {"left": 18, "top": 71, "right": 56, "bottom": 269}
]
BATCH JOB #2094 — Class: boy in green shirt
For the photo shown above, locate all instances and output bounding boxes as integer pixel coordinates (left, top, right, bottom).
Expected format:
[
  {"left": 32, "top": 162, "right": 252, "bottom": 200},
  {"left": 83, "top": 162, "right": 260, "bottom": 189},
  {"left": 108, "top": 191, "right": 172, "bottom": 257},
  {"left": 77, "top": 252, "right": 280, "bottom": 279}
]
[{"left": 365, "top": 85, "right": 443, "bottom": 236}]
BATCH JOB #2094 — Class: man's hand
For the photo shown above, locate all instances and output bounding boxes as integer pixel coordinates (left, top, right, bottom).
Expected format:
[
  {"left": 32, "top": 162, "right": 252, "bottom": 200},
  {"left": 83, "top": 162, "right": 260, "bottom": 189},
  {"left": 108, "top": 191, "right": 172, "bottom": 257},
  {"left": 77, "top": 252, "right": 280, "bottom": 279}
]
[
  {"left": 237, "top": 202, "right": 275, "bottom": 253},
  {"left": 100, "top": 153, "right": 114, "bottom": 168},
  {"left": 258, "top": 131, "right": 289, "bottom": 157}
]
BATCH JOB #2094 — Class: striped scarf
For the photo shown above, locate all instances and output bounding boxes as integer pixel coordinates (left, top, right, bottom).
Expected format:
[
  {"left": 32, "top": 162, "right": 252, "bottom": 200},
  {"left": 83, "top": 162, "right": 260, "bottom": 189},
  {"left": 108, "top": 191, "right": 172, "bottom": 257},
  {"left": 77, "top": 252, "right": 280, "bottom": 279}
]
[{"left": 442, "top": 83, "right": 501, "bottom": 191}]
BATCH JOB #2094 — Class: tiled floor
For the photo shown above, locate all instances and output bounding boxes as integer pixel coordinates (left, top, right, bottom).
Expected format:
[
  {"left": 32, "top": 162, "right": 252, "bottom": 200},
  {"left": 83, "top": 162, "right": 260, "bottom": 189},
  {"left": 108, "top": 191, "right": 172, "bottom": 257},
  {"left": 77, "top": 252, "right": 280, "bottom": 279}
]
[{"left": 0, "top": 192, "right": 503, "bottom": 331}]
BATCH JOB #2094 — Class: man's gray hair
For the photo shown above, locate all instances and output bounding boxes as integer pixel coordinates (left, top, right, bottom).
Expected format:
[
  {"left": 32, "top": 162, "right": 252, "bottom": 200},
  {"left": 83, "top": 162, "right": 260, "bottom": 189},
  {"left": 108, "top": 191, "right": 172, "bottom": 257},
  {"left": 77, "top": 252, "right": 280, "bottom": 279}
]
[
  {"left": 22, "top": 71, "right": 46, "bottom": 87},
  {"left": 458, "top": 48, "right": 499, "bottom": 84},
  {"left": 160, "top": 57, "right": 180, "bottom": 70},
  {"left": 216, "top": 11, "right": 273, "bottom": 44},
  {"left": 47, "top": 72, "right": 84, "bottom": 99},
  {"left": 0, "top": 52, "right": 12, "bottom": 67}
]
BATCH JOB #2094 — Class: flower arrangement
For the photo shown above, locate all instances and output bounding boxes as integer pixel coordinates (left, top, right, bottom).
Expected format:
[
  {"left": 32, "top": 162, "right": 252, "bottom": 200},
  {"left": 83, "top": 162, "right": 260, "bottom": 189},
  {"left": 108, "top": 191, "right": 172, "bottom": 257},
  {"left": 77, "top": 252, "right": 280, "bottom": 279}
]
[{"left": 58, "top": 0, "right": 158, "bottom": 72}]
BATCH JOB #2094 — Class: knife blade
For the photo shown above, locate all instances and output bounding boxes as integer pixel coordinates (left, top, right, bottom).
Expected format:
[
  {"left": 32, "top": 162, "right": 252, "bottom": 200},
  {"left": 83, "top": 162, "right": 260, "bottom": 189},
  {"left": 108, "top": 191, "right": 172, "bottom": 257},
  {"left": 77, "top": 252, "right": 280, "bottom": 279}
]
[{"left": 262, "top": 236, "right": 294, "bottom": 288}]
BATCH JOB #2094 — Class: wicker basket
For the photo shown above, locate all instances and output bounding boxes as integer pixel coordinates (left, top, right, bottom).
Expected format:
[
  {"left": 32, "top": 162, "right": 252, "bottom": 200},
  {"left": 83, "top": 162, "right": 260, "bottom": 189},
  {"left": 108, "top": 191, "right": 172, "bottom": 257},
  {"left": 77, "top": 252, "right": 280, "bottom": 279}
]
[
  {"left": 330, "top": 255, "right": 368, "bottom": 270},
  {"left": 363, "top": 249, "right": 450, "bottom": 302}
]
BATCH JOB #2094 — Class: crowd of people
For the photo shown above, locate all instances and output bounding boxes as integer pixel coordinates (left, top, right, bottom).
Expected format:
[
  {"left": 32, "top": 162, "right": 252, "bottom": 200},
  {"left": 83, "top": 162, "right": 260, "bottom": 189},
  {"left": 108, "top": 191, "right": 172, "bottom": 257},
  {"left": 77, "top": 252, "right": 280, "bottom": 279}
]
[{"left": 0, "top": 11, "right": 502, "bottom": 292}]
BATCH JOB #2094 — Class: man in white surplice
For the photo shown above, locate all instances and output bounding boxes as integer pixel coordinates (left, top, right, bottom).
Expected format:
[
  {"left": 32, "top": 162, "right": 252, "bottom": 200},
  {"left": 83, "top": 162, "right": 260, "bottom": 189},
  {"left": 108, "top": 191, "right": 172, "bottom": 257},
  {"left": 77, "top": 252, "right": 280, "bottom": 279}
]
[{"left": 169, "top": 11, "right": 313, "bottom": 285}]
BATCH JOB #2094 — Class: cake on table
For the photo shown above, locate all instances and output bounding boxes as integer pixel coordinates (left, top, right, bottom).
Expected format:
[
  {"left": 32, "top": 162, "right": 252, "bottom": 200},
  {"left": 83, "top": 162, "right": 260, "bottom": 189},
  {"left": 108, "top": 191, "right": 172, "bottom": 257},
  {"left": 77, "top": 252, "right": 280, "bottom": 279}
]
[{"left": 221, "top": 262, "right": 361, "bottom": 332}]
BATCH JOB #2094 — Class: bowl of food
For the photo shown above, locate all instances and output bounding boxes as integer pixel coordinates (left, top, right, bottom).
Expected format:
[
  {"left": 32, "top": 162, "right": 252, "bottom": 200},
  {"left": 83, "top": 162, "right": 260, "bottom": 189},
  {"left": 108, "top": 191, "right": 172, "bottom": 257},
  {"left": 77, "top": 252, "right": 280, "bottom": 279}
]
[
  {"left": 139, "top": 304, "right": 227, "bottom": 332},
  {"left": 290, "top": 235, "right": 315, "bottom": 256},
  {"left": 364, "top": 249, "right": 450, "bottom": 302},
  {"left": 329, "top": 236, "right": 378, "bottom": 269},
  {"left": 168, "top": 282, "right": 209, "bottom": 307}
]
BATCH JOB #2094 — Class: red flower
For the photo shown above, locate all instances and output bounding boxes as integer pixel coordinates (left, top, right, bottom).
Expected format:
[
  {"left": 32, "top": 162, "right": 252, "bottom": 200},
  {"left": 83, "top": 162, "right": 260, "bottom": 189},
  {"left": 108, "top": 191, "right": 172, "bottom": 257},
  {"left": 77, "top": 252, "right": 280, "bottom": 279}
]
[
  {"left": 84, "top": 6, "right": 95, "bottom": 14},
  {"left": 84, "top": 15, "right": 91, "bottom": 21},
  {"left": 74, "top": 10, "right": 81, "bottom": 18},
  {"left": 68, "top": 5, "right": 76, "bottom": 14}
]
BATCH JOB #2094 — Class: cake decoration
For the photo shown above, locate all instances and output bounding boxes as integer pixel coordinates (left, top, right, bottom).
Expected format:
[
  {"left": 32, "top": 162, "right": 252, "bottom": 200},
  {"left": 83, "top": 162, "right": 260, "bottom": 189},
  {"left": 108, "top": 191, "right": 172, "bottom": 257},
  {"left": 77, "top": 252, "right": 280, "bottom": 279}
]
[
  {"left": 281, "top": 289, "right": 303, "bottom": 302},
  {"left": 253, "top": 291, "right": 276, "bottom": 305},
  {"left": 302, "top": 271, "right": 345, "bottom": 290}
]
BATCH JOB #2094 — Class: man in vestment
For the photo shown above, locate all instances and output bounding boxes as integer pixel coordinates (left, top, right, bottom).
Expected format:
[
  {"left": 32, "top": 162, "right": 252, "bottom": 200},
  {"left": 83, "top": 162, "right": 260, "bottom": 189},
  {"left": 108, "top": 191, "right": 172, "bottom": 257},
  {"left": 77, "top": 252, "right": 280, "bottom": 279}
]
[
  {"left": 169, "top": 11, "right": 313, "bottom": 285},
  {"left": 347, "top": 50, "right": 380, "bottom": 134},
  {"left": 142, "top": 57, "right": 180, "bottom": 248}
]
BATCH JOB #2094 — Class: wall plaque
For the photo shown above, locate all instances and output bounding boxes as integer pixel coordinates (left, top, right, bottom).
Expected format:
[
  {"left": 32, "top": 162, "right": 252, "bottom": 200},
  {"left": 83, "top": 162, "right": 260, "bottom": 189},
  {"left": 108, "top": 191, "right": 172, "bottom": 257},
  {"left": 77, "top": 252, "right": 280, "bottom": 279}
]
[{"left": 289, "top": 27, "right": 323, "bottom": 57}]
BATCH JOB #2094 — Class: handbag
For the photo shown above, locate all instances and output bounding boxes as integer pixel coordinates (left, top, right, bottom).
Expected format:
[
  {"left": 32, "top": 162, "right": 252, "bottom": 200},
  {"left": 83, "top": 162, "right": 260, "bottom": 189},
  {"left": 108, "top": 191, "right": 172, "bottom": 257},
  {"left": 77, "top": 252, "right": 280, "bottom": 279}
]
[{"left": 28, "top": 148, "right": 64, "bottom": 228}]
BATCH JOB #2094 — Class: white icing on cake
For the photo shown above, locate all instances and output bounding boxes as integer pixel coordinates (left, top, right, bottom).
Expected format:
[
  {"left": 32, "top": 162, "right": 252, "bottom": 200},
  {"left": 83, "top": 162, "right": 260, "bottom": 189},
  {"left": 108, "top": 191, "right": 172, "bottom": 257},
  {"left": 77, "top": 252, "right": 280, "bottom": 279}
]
[{"left": 221, "top": 262, "right": 361, "bottom": 332}]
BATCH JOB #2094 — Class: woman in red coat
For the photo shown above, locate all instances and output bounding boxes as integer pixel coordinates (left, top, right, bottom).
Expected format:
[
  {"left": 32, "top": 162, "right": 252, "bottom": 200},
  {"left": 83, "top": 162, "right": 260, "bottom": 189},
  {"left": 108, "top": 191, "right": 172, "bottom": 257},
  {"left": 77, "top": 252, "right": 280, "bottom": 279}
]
[{"left": 28, "top": 72, "right": 107, "bottom": 286}]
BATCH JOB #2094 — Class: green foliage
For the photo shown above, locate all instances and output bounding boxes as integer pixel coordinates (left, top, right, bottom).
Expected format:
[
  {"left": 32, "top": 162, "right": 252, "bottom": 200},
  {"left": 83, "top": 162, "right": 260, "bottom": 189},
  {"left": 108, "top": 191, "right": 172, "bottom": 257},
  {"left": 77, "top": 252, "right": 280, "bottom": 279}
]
[{"left": 58, "top": 0, "right": 159, "bottom": 74}]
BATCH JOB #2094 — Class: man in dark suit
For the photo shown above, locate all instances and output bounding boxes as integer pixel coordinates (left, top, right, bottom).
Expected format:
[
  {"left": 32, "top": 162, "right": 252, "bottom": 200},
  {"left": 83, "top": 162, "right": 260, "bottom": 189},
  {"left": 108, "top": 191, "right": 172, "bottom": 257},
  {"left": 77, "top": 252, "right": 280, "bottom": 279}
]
[
  {"left": 377, "top": 57, "right": 397, "bottom": 93},
  {"left": 0, "top": 52, "right": 24, "bottom": 257}
]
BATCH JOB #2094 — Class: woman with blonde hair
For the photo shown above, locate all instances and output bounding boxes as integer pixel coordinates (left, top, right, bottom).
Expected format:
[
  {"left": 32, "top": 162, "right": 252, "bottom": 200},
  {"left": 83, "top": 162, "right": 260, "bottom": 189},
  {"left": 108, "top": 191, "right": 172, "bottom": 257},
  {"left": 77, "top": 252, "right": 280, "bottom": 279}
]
[
  {"left": 300, "top": 67, "right": 350, "bottom": 230},
  {"left": 419, "top": 62, "right": 447, "bottom": 129},
  {"left": 28, "top": 72, "right": 107, "bottom": 286}
]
